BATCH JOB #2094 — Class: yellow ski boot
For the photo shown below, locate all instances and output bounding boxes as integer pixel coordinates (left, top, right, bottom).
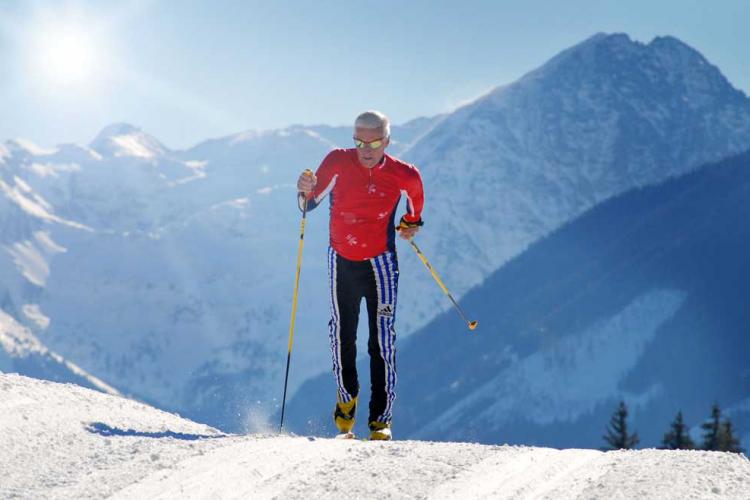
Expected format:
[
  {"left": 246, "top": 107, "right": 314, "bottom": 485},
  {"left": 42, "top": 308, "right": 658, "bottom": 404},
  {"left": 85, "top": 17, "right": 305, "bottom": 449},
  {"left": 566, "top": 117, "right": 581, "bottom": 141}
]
[
  {"left": 369, "top": 421, "right": 392, "bottom": 441},
  {"left": 333, "top": 396, "right": 357, "bottom": 438}
]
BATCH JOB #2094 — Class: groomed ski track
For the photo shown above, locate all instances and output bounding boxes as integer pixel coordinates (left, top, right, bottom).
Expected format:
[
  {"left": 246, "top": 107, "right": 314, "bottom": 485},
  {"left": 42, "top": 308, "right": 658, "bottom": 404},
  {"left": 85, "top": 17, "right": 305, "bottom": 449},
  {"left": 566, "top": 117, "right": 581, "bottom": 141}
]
[{"left": 2, "top": 373, "right": 749, "bottom": 499}]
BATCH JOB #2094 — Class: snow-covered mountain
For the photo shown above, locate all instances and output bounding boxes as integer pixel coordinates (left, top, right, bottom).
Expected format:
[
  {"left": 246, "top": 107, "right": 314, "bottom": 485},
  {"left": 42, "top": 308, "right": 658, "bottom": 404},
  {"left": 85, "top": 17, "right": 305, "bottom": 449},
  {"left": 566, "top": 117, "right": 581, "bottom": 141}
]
[
  {"left": 3, "top": 373, "right": 749, "bottom": 499},
  {"left": 288, "top": 150, "right": 750, "bottom": 448},
  {"left": 0, "top": 309, "right": 119, "bottom": 396},
  {"left": 397, "top": 32, "right": 750, "bottom": 337},
  {"left": 0, "top": 141, "right": 111, "bottom": 393},
  {"left": 0, "top": 117, "right": 438, "bottom": 429},
  {"left": 3, "top": 32, "right": 750, "bottom": 434}
]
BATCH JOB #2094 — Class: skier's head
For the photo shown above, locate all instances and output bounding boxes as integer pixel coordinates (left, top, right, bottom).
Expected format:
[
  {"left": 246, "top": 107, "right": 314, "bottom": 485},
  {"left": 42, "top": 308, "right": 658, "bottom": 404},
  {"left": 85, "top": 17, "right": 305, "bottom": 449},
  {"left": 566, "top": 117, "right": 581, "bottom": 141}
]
[{"left": 354, "top": 110, "right": 390, "bottom": 168}]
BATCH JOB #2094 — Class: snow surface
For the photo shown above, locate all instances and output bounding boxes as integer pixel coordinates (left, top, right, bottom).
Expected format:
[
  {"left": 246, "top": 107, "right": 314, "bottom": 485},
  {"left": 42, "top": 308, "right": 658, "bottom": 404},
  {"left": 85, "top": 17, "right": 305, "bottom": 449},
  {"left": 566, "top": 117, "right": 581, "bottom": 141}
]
[
  {"left": 416, "top": 290, "right": 686, "bottom": 439},
  {"left": 0, "top": 311, "right": 119, "bottom": 396},
  {"left": 90, "top": 123, "right": 168, "bottom": 160},
  {"left": 0, "top": 175, "right": 89, "bottom": 230},
  {"left": 1, "top": 373, "right": 749, "bottom": 500}
]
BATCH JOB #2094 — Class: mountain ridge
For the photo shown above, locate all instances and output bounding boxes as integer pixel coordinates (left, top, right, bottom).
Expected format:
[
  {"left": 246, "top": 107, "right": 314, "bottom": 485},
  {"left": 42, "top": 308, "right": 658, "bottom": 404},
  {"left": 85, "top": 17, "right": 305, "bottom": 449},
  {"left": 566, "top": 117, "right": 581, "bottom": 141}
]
[{"left": 396, "top": 31, "right": 750, "bottom": 338}]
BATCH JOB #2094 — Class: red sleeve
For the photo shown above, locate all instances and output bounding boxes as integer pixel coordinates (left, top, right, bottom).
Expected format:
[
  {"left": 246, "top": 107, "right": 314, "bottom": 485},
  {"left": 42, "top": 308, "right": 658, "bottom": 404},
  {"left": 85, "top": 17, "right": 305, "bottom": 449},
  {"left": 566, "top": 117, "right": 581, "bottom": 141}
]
[
  {"left": 298, "top": 150, "right": 342, "bottom": 212},
  {"left": 400, "top": 164, "right": 424, "bottom": 223}
]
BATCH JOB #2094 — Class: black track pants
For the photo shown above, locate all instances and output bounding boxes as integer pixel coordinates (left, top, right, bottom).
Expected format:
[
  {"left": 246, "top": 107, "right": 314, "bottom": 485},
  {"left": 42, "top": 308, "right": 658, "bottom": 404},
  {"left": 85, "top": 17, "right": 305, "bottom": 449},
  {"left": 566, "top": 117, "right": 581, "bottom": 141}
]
[{"left": 327, "top": 246, "right": 399, "bottom": 424}]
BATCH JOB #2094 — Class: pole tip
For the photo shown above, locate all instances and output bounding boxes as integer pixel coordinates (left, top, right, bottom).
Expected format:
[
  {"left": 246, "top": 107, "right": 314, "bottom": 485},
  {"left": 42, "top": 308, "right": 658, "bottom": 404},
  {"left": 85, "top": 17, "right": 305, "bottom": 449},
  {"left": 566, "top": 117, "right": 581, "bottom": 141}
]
[{"left": 469, "top": 321, "right": 478, "bottom": 331}]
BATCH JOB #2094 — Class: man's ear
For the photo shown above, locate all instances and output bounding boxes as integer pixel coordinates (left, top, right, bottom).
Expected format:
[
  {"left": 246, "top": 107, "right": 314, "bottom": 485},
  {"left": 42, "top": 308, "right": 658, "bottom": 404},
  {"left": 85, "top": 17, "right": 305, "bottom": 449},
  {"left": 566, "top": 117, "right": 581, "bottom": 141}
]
[{"left": 384, "top": 136, "right": 391, "bottom": 148}]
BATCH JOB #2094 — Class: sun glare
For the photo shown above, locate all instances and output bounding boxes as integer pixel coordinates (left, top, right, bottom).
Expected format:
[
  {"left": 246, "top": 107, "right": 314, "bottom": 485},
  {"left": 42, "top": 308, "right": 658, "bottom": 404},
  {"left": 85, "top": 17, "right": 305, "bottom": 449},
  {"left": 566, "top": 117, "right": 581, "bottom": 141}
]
[
  {"left": 33, "top": 28, "right": 98, "bottom": 86},
  {"left": 43, "top": 32, "right": 96, "bottom": 85},
  {"left": 18, "top": 4, "right": 113, "bottom": 92}
]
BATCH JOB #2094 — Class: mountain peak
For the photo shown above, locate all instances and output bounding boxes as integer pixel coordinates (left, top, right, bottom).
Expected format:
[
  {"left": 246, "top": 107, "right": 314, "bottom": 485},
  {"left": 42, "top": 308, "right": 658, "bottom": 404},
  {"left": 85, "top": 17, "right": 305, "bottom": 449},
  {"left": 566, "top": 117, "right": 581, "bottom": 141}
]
[
  {"left": 90, "top": 123, "right": 167, "bottom": 160},
  {"left": 561, "top": 32, "right": 637, "bottom": 55},
  {"left": 509, "top": 32, "right": 640, "bottom": 86},
  {"left": 582, "top": 32, "right": 633, "bottom": 47},
  {"left": 504, "top": 31, "right": 740, "bottom": 105},
  {"left": 93, "top": 123, "right": 142, "bottom": 138},
  {"left": 648, "top": 34, "right": 698, "bottom": 52},
  {"left": 646, "top": 34, "right": 716, "bottom": 70},
  {"left": 3, "top": 138, "right": 57, "bottom": 157},
  {"left": 576, "top": 32, "right": 705, "bottom": 62}
]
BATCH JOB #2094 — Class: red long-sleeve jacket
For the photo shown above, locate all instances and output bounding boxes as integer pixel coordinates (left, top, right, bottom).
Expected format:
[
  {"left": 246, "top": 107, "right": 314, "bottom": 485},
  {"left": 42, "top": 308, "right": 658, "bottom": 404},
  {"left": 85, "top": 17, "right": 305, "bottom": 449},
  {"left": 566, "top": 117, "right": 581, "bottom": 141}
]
[{"left": 298, "top": 148, "right": 424, "bottom": 261}]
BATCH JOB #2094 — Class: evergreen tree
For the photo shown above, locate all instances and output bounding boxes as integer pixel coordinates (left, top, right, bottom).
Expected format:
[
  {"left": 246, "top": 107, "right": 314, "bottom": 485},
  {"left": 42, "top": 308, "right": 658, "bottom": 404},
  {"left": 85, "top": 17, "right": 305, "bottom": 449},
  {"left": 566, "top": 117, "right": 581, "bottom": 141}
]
[
  {"left": 701, "top": 404, "right": 722, "bottom": 451},
  {"left": 717, "top": 419, "right": 744, "bottom": 453},
  {"left": 602, "top": 400, "right": 640, "bottom": 450},
  {"left": 661, "top": 410, "right": 695, "bottom": 450}
]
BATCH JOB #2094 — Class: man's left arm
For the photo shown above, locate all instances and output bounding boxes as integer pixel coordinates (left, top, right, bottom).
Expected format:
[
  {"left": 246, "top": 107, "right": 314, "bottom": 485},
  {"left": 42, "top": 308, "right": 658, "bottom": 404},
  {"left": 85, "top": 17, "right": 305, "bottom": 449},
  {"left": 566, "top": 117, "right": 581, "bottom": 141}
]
[{"left": 397, "top": 164, "right": 425, "bottom": 239}]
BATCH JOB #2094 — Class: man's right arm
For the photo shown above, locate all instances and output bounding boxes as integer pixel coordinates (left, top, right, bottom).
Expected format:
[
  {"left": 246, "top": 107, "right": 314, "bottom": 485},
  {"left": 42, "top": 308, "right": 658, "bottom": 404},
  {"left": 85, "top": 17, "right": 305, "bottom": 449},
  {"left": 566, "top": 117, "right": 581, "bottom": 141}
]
[{"left": 297, "top": 150, "right": 340, "bottom": 212}]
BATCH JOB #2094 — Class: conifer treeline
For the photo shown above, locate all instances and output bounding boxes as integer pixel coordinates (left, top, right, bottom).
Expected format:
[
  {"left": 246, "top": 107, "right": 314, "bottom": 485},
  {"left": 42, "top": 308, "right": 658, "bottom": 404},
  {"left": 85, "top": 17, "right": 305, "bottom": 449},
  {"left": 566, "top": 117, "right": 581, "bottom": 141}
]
[{"left": 602, "top": 401, "right": 744, "bottom": 453}]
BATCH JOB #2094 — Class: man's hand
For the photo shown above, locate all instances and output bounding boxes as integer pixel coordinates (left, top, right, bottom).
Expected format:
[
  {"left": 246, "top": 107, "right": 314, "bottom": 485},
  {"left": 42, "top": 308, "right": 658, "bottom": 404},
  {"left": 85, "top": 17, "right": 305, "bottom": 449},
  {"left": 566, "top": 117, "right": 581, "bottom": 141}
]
[
  {"left": 297, "top": 169, "right": 316, "bottom": 193},
  {"left": 396, "top": 215, "right": 423, "bottom": 240},
  {"left": 398, "top": 226, "right": 420, "bottom": 240}
]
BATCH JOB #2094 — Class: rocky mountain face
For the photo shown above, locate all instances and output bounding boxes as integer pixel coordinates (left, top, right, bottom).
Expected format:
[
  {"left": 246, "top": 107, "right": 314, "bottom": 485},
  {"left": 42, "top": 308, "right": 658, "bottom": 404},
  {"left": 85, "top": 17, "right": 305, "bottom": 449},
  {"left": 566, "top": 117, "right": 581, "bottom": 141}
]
[{"left": 397, "top": 33, "right": 750, "bottom": 337}]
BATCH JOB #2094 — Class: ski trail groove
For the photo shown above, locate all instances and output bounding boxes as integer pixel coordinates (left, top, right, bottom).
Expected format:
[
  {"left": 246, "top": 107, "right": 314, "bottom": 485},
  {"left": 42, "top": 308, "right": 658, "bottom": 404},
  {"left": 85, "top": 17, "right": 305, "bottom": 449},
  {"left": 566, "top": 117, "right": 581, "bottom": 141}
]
[
  {"left": 110, "top": 435, "right": 344, "bottom": 499},
  {"left": 502, "top": 449, "right": 606, "bottom": 499},
  {"left": 427, "top": 446, "right": 603, "bottom": 499}
]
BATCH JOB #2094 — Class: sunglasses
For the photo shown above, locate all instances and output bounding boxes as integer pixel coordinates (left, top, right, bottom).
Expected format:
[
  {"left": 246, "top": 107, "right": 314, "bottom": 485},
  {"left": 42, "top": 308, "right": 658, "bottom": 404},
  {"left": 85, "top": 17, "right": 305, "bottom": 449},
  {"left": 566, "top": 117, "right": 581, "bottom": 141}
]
[{"left": 353, "top": 137, "right": 386, "bottom": 149}]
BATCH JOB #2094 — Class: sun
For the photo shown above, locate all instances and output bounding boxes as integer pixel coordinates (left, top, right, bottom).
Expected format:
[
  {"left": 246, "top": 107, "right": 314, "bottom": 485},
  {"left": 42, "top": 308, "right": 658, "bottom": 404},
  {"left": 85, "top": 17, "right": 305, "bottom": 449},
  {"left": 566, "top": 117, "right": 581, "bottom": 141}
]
[
  {"left": 15, "top": 4, "right": 112, "bottom": 92},
  {"left": 32, "top": 27, "right": 99, "bottom": 86},
  {"left": 41, "top": 31, "right": 97, "bottom": 85}
]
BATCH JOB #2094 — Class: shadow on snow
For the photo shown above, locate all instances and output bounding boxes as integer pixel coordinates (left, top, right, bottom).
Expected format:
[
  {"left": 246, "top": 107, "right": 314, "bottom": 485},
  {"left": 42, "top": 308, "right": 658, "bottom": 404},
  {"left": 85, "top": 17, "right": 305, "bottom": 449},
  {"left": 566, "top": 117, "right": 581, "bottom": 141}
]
[{"left": 86, "top": 422, "right": 228, "bottom": 441}]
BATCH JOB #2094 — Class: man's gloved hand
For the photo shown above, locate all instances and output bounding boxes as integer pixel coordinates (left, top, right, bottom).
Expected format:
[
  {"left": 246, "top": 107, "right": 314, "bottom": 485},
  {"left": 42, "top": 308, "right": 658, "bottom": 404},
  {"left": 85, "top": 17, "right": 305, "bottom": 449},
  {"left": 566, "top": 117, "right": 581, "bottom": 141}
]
[
  {"left": 297, "top": 169, "right": 316, "bottom": 193},
  {"left": 396, "top": 215, "right": 423, "bottom": 240}
]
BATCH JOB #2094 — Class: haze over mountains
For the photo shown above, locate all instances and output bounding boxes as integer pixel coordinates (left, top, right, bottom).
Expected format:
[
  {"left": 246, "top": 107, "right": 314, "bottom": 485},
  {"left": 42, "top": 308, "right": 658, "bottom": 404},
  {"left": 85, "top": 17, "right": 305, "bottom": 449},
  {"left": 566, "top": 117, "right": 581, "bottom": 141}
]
[
  {"left": 0, "top": 114, "right": 439, "bottom": 428},
  {"left": 1, "top": 32, "right": 749, "bottom": 439}
]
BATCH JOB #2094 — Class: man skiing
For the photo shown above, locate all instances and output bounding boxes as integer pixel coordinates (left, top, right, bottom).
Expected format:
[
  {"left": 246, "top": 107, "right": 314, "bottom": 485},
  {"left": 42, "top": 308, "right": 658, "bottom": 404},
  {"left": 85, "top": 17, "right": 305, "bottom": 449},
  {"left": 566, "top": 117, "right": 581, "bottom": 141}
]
[{"left": 296, "top": 110, "right": 424, "bottom": 440}]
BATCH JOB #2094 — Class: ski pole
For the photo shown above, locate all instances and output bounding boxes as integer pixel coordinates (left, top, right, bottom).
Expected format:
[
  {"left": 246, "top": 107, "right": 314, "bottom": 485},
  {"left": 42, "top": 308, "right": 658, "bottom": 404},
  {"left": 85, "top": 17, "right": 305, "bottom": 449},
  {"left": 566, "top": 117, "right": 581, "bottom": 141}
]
[
  {"left": 407, "top": 238, "right": 478, "bottom": 331},
  {"left": 279, "top": 170, "right": 312, "bottom": 433}
]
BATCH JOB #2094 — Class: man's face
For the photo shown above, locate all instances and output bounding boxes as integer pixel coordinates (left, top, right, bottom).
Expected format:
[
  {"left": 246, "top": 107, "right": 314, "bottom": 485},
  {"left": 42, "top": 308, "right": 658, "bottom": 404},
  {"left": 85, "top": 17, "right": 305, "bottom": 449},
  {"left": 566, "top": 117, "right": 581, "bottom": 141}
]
[{"left": 354, "top": 127, "right": 389, "bottom": 168}]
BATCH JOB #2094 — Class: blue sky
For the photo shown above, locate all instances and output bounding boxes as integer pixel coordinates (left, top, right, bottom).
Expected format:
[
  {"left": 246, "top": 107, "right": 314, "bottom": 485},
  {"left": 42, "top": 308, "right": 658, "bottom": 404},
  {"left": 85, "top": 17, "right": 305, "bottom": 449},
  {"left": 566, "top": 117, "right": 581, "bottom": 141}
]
[{"left": 1, "top": 0, "right": 748, "bottom": 149}]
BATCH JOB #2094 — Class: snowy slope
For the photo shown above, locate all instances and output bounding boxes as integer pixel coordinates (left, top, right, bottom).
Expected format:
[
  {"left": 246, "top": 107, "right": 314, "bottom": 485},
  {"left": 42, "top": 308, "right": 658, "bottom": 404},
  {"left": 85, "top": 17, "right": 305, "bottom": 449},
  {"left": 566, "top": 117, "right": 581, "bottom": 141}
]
[
  {"left": 0, "top": 141, "right": 106, "bottom": 392},
  {"left": 2, "top": 373, "right": 749, "bottom": 500},
  {"left": 0, "top": 309, "right": 119, "bottom": 395},
  {"left": 390, "top": 149, "right": 750, "bottom": 448},
  {"left": 0, "top": 125, "right": 329, "bottom": 426}
]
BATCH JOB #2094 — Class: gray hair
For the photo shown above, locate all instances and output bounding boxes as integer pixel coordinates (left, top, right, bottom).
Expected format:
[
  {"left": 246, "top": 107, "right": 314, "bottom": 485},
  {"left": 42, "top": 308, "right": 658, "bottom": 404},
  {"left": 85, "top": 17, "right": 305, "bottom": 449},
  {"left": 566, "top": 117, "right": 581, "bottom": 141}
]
[{"left": 354, "top": 110, "right": 390, "bottom": 138}]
